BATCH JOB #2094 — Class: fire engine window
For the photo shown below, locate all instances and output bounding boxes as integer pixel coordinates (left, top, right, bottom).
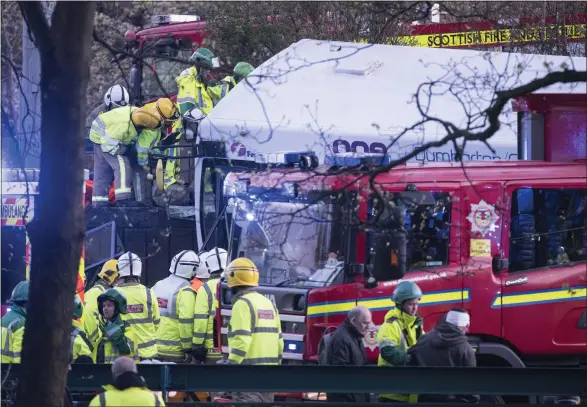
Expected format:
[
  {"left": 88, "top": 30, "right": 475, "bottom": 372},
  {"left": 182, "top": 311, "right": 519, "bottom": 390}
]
[
  {"left": 1, "top": 226, "right": 27, "bottom": 304},
  {"left": 510, "top": 188, "right": 587, "bottom": 272},
  {"left": 232, "top": 199, "right": 343, "bottom": 286},
  {"left": 141, "top": 48, "right": 193, "bottom": 101},
  {"left": 368, "top": 191, "right": 452, "bottom": 280}
]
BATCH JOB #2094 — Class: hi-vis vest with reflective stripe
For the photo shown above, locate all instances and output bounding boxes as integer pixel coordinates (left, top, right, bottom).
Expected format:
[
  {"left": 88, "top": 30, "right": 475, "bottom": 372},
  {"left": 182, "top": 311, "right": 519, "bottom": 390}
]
[
  {"left": 153, "top": 275, "right": 196, "bottom": 360},
  {"left": 84, "top": 284, "right": 107, "bottom": 345},
  {"left": 1, "top": 311, "right": 25, "bottom": 363},
  {"left": 227, "top": 291, "right": 284, "bottom": 365},
  {"left": 71, "top": 321, "right": 93, "bottom": 360},
  {"left": 209, "top": 76, "right": 236, "bottom": 107},
  {"left": 89, "top": 106, "right": 138, "bottom": 154},
  {"left": 116, "top": 283, "right": 160, "bottom": 359},
  {"left": 163, "top": 133, "right": 182, "bottom": 190},
  {"left": 193, "top": 278, "right": 219, "bottom": 350},
  {"left": 91, "top": 317, "right": 138, "bottom": 364},
  {"left": 88, "top": 386, "right": 165, "bottom": 407},
  {"left": 176, "top": 67, "right": 214, "bottom": 115}
]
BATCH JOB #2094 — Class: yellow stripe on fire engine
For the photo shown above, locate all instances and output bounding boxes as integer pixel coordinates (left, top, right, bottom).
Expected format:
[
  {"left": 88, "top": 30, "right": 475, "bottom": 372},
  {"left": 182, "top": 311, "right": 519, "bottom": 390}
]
[
  {"left": 491, "top": 286, "right": 586, "bottom": 308},
  {"left": 308, "top": 289, "right": 469, "bottom": 318}
]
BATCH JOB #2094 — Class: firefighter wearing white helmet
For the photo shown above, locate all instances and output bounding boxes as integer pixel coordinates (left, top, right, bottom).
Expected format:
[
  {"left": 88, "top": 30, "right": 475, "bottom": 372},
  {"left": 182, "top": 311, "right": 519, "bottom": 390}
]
[
  {"left": 192, "top": 248, "right": 228, "bottom": 364},
  {"left": 115, "top": 252, "right": 160, "bottom": 361},
  {"left": 152, "top": 250, "right": 199, "bottom": 362},
  {"left": 85, "top": 85, "right": 130, "bottom": 136},
  {"left": 220, "top": 258, "right": 283, "bottom": 405}
]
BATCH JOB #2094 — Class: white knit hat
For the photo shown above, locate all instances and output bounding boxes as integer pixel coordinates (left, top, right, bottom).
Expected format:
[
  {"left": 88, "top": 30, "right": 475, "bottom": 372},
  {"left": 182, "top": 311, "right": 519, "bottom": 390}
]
[{"left": 446, "top": 309, "right": 470, "bottom": 327}]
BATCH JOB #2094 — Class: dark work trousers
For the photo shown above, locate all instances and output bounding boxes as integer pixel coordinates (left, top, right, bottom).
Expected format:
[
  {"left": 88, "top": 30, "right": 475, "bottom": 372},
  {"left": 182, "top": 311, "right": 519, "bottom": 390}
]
[{"left": 92, "top": 143, "right": 133, "bottom": 202}]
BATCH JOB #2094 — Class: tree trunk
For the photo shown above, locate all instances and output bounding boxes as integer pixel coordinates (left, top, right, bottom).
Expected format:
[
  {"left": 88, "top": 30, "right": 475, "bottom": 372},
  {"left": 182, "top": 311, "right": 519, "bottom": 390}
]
[{"left": 15, "top": 2, "right": 96, "bottom": 407}]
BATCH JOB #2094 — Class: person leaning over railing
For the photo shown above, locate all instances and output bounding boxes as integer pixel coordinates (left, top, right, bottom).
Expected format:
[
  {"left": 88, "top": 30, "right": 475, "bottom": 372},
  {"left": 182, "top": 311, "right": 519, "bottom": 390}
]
[{"left": 88, "top": 356, "right": 165, "bottom": 406}]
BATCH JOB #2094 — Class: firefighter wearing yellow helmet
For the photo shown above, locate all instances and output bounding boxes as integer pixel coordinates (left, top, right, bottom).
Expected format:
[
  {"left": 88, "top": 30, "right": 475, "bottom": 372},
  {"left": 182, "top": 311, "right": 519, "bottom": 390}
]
[
  {"left": 84, "top": 259, "right": 120, "bottom": 345},
  {"left": 89, "top": 105, "right": 162, "bottom": 207},
  {"left": 221, "top": 258, "right": 283, "bottom": 404},
  {"left": 115, "top": 252, "right": 160, "bottom": 361}
]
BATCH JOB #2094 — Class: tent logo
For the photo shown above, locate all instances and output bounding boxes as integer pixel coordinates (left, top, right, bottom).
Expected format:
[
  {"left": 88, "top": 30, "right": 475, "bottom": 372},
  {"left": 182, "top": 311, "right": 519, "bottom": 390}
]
[{"left": 230, "top": 142, "right": 247, "bottom": 157}]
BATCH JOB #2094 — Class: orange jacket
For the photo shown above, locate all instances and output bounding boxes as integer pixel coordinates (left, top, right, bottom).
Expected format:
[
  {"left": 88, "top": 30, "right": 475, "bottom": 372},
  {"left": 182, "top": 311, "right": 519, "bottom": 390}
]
[{"left": 190, "top": 278, "right": 204, "bottom": 293}]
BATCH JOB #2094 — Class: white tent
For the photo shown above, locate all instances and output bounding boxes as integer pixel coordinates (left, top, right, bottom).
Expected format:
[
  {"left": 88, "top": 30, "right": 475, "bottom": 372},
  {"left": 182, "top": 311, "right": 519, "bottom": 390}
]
[{"left": 199, "top": 39, "right": 585, "bottom": 164}]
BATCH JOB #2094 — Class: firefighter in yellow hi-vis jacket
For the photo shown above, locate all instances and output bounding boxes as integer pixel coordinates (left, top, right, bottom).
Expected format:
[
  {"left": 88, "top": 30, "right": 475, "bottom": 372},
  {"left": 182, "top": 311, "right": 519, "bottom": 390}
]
[
  {"left": 115, "top": 251, "right": 160, "bottom": 361},
  {"left": 220, "top": 257, "right": 283, "bottom": 405}
]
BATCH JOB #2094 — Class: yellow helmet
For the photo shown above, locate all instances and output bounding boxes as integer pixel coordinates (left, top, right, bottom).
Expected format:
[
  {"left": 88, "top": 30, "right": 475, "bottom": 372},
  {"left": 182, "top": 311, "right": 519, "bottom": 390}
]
[
  {"left": 155, "top": 98, "right": 180, "bottom": 125},
  {"left": 98, "top": 259, "right": 119, "bottom": 285},
  {"left": 225, "top": 258, "right": 259, "bottom": 288},
  {"left": 131, "top": 106, "right": 162, "bottom": 129}
]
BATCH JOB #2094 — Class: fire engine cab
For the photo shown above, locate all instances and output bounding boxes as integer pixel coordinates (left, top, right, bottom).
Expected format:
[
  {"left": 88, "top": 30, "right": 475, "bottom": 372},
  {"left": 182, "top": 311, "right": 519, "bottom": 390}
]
[{"left": 219, "top": 152, "right": 586, "bottom": 401}]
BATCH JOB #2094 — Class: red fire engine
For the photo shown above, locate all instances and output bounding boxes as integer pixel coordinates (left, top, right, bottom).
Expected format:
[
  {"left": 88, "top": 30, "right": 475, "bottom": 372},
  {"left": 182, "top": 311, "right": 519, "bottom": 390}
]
[{"left": 219, "top": 151, "right": 586, "bottom": 402}]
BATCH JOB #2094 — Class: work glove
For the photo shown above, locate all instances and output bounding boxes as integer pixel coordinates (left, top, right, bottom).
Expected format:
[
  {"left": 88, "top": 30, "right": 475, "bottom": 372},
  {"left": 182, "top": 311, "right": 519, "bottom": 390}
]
[{"left": 191, "top": 346, "right": 207, "bottom": 363}]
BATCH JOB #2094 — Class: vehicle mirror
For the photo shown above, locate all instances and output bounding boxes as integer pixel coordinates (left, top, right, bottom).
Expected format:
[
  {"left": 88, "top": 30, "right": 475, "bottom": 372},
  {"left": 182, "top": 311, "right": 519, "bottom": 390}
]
[
  {"left": 492, "top": 255, "right": 509, "bottom": 274},
  {"left": 364, "top": 276, "right": 378, "bottom": 289}
]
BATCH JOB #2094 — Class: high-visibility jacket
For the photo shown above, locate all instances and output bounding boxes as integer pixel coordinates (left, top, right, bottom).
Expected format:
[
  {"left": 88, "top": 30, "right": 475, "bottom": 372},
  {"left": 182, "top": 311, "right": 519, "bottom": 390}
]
[
  {"left": 1, "top": 306, "right": 26, "bottom": 363},
  {"left": 89, "top": 106, "right": 161, "bottom": 166},
  {"left": 376, "top": 307, "right": 424, "bottom": 402},
  {"left": 193, "top": 278, "right": 219, "bottom": 350},
  {"left": 83, "top": 283, "right": 108, "bottom": 345},
  {"left": 176, "top": 67, "right": 214, "bottom": 116},
  {"left": 161, "top": 132, "right": 188, "bottom": 190},
  {"left": 209, "top": 76, "right": 236, "bottom": 107},
  {"left": 227, "top": 290, "right": 283, "bottom": 365},
  {"left": 88, "top": 385, "right": 165, "bottom": 407},
  {"left": 116, "top": 282, "right": 160, "bottom": 359},
  {"left": 153, "top": 275, "right": 197, "bottom": 361},
  {"left": 71, "top": 320, "right": 93, "bottom": 361},
  {"left": 190, "top": 277, "right": 204, "bottom": 293},
  {"left": 89, "top": 316, "right": 138, "bottom": 363}
]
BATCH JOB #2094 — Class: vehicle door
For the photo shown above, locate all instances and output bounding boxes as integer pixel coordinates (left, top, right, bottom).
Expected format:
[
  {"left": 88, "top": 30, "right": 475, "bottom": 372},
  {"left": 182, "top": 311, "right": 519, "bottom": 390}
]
[
  {"left": 358, "top": 183, "right": 465, "bottom": 361},
  {"left": 499, "top": 179, "right": 586, "bottom": 357}
]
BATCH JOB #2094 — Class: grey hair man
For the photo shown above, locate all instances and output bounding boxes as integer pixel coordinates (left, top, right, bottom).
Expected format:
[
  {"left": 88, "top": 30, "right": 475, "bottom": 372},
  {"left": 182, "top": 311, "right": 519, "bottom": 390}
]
[{"left": 327, "top": 306, "right": 372, "bottom": 403}]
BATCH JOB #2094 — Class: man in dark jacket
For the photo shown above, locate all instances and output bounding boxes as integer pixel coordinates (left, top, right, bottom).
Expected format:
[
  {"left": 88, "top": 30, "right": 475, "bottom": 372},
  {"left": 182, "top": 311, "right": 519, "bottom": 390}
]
[
  {"left": 327, "top": 306, "right": 372, "bottom": 403},
  {"left": 408, "top": 307, "right": 477, "bottom": 403}
]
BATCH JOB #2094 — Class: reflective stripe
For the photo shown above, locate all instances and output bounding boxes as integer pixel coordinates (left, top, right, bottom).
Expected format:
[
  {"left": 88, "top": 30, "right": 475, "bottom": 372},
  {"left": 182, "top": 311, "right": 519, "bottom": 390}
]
[
  {"left": 92, "top": 196, "right": 110, "bottom": 202},
  {"left": 197, "top": 88, "right": 204, "bottom": 109},
  {"left": 117, "top": 155, "right": 128, "bottom": 193},
  {"left": 137, "top": 339, "right": 157, "bottom": 349},
  {"left": 3, "top": 350, "right": 21, "bottom": 358},
  {"left": 221, "top": 83, "right": 229, "bottom": 99},
  {"left": 125, "top": 318, "right": 155, "bottom": 325},
  {"left": 155, "top": 393, "right": 162, "bottom": 407},
  {"left": 114, "top": 187, "right": 132, "bottom": 194},
  {"left": 230, "top": 348, "right": 247, "bottom": 357},
  {"left": 180, "top": 338, "right": 192, "bottom": 344},
  {"left": 71, "top": 327, "right": 81, "bottom": 357},
  {"left": 194, "top": 314, "right": 208, "bottom": 319},
  {"left": 136, "top": 145, "right": 149, "bottom": 153},
  {"left": 91, "top": 125, "right": 106, "bottom": 136},
  {"left": 157, "top": 339, "right": 181, "bottom": 347},
  {"left": 202, "top": 283, "right": 214, "bottom": 345},
  {"left": 178, "top": 318, "right": 193, "bottom": 324},
  {"left": 254, "top": 327, "right": 279, "bottom": 334},
  {"left": 177, "top": 96, "right": 196, "bottom": 104},
  {"left": 3, "top": 319, "right": 20, "bottom": 361},
  {"left": 228, "top": 329, "right": 251, "bottom": 338},
  {"left": 95, "top": 117, "right": 107, "bottom": 129},
  {"left": 242, "top": 357, "right": 280, "bottom": 365},
  {"left": 99, "top": 392, "right": 106, "bottom": 407},
  {"left": 159, "top": 281, "right": 190, "bottom": 319},
  {"left": 193, "top": 332, "right": 206, "bottom": 339}
]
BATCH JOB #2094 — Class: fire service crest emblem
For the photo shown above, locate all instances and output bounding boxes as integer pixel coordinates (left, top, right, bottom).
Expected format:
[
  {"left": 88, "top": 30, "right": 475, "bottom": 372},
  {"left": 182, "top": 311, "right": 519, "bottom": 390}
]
[{"left": 467, "top": 200, "right": 499, "bottom": 236}]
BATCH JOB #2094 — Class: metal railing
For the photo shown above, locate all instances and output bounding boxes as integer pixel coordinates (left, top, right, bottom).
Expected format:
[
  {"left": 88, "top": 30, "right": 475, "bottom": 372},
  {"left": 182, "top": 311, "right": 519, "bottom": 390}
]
[{"left": 2, "top": 364, "right": 585, "bottom": 406}]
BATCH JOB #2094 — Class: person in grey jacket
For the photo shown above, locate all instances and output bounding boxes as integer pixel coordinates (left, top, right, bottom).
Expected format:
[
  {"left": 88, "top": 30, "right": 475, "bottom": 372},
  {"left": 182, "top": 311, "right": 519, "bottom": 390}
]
[{"left": 408, "top": 308, "right": 477, "bottom": 403}]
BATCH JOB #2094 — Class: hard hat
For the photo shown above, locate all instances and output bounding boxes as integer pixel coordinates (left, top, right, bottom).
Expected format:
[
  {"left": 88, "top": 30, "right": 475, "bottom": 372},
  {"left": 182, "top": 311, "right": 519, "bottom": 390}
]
[
  {"left": 131, "top": 106, "right": 162, "bottom": 129},
  {"left": 391, "top": 281, "right": 423, "bottom": 305},
  {"left": 194, "top": 262, "right": 210, "bottom": 280},
  {"left": 225, "top": 258, "right": 259, "bottom": 288},
  {"left": 104, "top": 85, "right": 130, "bottom": 109},
  {"left": 190, "top": 48, "right": 219, "bottom": 69},
  {"left": 98, "top": 259, "right": 119, "bottom": 285},
  {"left": 8, "top": 281, "right": 30, "bottom": 305},
  {"left": 233, "top": 62, "right": 254, "bottom": 80},
  {"left": 73, "top": 295, "right": 83, "bottom": 320},
  {"left": 97, "top": 288, "right": 128, "bottom": 316},
  {"left": 117, "top": 251, "right": 142, "bottom": 278},
  {"left": 169, "top": 250, "right": 201, "bottom": 279},
  {"left": 155, "top": 98, "right": 180, "bottom": 125},
  {"left": 204, "top": 248, "right": 228, "bottom": 275}
]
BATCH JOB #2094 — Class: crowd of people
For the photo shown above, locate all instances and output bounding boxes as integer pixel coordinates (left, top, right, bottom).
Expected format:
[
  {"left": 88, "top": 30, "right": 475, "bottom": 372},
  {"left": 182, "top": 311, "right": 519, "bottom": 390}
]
[{"left": 86, "top": 47, "right": 255, "bottom": 208}]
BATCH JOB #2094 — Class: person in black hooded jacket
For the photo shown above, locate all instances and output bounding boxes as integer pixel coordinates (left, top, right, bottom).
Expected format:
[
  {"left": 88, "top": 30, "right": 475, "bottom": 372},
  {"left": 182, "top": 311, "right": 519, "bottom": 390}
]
[{"left": 407, "top": 308, "right": 477, "bottom": 403}]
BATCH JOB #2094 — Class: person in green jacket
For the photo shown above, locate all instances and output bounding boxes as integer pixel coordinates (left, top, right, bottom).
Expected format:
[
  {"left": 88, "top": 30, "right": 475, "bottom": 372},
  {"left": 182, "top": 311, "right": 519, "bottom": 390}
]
[
  {"left": 208, "top": 61, "right": 255, "bottom": 107},
  {"left": 71, "top": 295, "right": 93, "bottom": 363},
  {"left": 376, "top": 281, "right": 424, "bottom": 403},
  {"left": 1, "top": 281, "right": 29, "bottom": 363}
]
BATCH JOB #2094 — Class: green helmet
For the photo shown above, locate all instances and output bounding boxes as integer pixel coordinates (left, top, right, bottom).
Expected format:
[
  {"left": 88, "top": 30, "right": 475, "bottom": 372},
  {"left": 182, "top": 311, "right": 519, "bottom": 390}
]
[
  {"left": 9, "top": 281, "right": 30, "bottom": 305},
  {"left": 97, "top": 288, "right": 127, "bottom": 317},
  {"left": 391, "top": 281, "right": 423, "bottom": 305},
  {"left": 190, "top": 48, "right": 217, "bottom": 69},
  {"left": 233, "top": 62, "right": 254, "bottom": 81},
  {"left": 73, "top": 296, "right": 83, "bottom": 320}
]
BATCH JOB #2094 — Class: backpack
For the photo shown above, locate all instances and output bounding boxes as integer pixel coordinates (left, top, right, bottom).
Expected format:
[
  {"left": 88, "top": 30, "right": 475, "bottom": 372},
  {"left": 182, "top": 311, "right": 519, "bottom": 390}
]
[{"left": 318, "top": 327, "right": 337, "bottom": 365}]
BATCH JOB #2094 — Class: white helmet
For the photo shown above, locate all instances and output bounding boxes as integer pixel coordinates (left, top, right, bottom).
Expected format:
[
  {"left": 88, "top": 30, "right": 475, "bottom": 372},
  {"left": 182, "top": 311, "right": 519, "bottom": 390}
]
[
  {"left": 204, "top": 248, "right": 228, "bottom": 275},
  {"left": 104, "top": 84, "right": 130, "bottom": 109},
  {"left": 117, "top": 251, "right": 142, "bottom": 278},
  {"left": 194, "top": 261, "right": 210, "bottom": 280},
  {"left": 169, "top": 250, "right": 200, "bottom": 279}
]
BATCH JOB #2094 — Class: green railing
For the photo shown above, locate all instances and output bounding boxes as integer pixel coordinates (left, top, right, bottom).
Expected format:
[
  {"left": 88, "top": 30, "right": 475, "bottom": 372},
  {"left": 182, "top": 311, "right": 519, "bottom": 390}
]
[{"left": 2, "top": 364, "right": 585, "bottom": 406}]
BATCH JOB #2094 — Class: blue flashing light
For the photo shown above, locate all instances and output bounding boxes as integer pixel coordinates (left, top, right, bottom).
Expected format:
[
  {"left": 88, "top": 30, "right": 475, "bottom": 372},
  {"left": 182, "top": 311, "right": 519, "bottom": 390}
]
[
  {"left": 284, "top": 339, "right": 305, "bottom": 355},
  {"left": 324, "top": 152, "right": 391, "bottom": 167}
]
